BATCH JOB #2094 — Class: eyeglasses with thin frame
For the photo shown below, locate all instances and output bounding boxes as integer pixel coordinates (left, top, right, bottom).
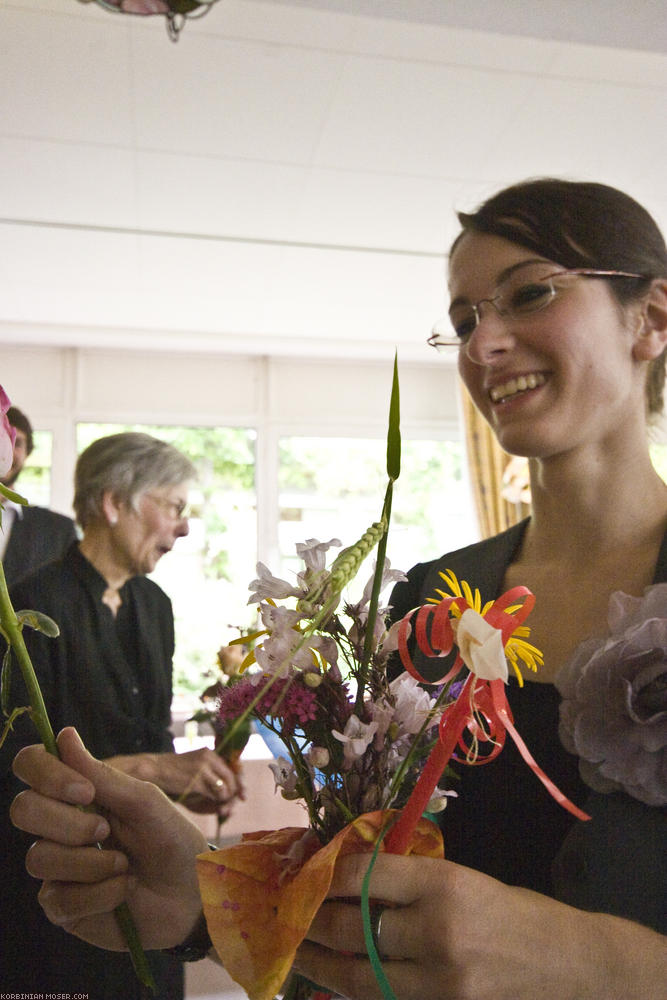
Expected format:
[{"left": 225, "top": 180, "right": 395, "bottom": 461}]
[
  {"left": 145, "top": 493, "right": 191, "bottom": 521},
  {"left": 428, "top": 262, "right": 646, "bottom": 351}
]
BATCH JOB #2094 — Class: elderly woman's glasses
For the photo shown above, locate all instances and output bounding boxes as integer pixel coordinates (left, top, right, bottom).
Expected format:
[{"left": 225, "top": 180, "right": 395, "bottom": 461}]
[
  {"left": 145, "top": 494, "right": 191, "bottom": 521},
  {"left": 428, "top": 262, "right": 645, "bottom": 351}
]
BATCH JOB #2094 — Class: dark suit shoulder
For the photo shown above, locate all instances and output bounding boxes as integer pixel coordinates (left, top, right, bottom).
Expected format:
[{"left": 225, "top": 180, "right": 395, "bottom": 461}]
[
  {"left": 22, "top": 507, "right": 77, "bottom": 543},
  {"left": 20, "top": 506, "right": 77, "bottom": 532},
  {"left": 390, "top": 519, "right": 529, "bottom": 621},
  {"left": 9, "top": 554, "right": 76, "bottom": 609},
  {"left": 3, "top": 508, "right": 78, "bottom": 589}
]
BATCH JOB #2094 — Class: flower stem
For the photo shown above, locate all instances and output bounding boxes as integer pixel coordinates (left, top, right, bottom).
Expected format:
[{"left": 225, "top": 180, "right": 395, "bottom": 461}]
[
  {"left": 356, "top": 482, "right": 393, "bottom": 713},
  {"left": 385, "top": 673, "right": 474, "bottom": 855},
  {"left": 0, "top": 565, "right": 57, "bottom": 756}
]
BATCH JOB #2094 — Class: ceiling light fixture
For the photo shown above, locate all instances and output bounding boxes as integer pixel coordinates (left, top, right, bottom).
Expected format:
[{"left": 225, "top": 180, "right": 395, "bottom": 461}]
[{"left": 77, "top": 0, "right": 221, "bottom": 42}]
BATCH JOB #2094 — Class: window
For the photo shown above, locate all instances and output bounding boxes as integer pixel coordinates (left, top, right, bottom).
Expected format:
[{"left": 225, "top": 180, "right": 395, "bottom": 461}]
[
  {"left": 16, "top": 429, "right": 53, "bottom": 507},
  {"left": 278, "top": 436, "right": 476, "bottom": 591},
  {"left": 651, "top": 441, "right": 667, "bottom": 483}
]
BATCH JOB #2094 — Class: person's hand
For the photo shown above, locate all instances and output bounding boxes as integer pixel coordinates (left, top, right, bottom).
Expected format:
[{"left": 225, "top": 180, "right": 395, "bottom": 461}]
[
  {"left": 10, "top": 727, "right": 209, "bottom": 952},
  {"left": 294, "top": 852, "right": 666, "bottom": 1000},
  {"left": 153, "top": 747, "right": 244, "bottom": 815},
  {"left": 109, "top": 746, "right": 244, "bottom": 815}
]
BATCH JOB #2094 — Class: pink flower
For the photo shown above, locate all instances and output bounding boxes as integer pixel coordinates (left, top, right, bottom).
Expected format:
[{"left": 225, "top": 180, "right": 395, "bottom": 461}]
[
  {"left": 295, "top": 538, "right": 341, "bottom": 573},
  {"left": 249, "top": 563, "right": 304, "bottom": 604},
  {"left": 0, "top": 386, "right": 16, "bottom": 479},
  {"left": 217, "top": 673, "right": 318, "bottom": 734},
  {"left": 556, "top": 584, "right": 667, "bottom": 806}
]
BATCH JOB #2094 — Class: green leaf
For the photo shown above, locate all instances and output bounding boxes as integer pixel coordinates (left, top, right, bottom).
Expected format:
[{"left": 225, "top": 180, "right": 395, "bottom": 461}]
[
  {"left": 0, "top": 706, "right": 30, "bottom": 750},
  {"left": 0, "top": 483, "right": 28, "bottom": 506},
  {"left": 386, "top": 353, "right": 401, "bottom": 481},
  {"left": 216, "top": 718, "right": 252, "bottom": 756},
  {"left": 16, "top": 609, "right": 60, "bottom": 638},
  {"left": 1, "top": 646, "right": 12, "bottom": 718}
]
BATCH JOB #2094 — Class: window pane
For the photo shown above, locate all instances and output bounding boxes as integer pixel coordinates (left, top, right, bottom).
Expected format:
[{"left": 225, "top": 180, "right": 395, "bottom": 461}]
[
  {"left": 16, "top": 429, "right": 53, "bottom": 507},
  {"left": 278, "top": 436, "right": 477, "bottom": 588},
  {"left": 76, "top": 423, "right": 257, "bottom": 706},
  {"left": 651, "top": 442, "right": 667, "bottom": 483}
]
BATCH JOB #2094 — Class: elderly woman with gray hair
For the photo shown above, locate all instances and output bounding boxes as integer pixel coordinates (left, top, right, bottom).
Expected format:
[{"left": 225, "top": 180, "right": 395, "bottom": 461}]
[{"left": 1, "top": 432, "right": 240, "bottom": 1000}]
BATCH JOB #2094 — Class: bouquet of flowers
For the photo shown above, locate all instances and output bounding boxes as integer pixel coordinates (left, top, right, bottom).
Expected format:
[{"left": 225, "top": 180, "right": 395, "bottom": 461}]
[
  {"left": 215, "top": 538, "right": 456, "bottom": 844},
  {"left": 194, "top": 361, "right": 589, "bottom": 1000}
]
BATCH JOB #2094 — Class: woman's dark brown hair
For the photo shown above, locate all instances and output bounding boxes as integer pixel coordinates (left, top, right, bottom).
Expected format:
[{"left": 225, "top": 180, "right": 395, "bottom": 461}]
[{"left": 452, "top": 178, "right": 667, "bottom": 413}]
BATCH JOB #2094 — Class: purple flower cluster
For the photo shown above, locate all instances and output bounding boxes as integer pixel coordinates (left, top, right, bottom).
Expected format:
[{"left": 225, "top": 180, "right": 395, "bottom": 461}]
[
  {"left": 556, "top": 583, "right": 667, "bottom": 806},
  {"left": 217, "top": 675, "right": 318, "bottom": 735}
]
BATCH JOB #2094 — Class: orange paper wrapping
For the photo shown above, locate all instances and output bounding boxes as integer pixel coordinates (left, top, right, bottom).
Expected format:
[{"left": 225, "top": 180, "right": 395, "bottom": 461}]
[{"left": 196, "top": 810, "right": 443, "bottom": 1000}]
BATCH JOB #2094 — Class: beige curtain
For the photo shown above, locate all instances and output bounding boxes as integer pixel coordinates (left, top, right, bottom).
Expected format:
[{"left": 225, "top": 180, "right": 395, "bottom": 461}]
[{"left": 460, "top": 384, "right": 530, "bottom": 538}]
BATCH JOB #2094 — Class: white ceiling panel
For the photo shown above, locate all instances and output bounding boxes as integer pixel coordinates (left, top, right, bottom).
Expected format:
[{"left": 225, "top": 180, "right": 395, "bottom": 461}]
[
  {"left": 0, "top": 138, "right": 139, "bottom": 227},
  {"left": 311, "top": 59, "right": 532, "bottom": 175},
  {"left": 2, "top": 0, "right": 667, "bottom": 361},
  {"left": 291, "top": 171, "right": 460, "bottom": 252},
  {"left": 131, "top": 35, "right": 346, "bottom": 161},
  {"left": 135, "top": 153, "right": 309, "bottom": 237},
  {"left": 1, "top": 8, "right": 135, "bottom": 145}
]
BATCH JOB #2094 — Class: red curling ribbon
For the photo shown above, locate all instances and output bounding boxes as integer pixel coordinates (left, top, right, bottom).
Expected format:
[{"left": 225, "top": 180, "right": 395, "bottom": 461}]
[{"left": 386, "top": 586, "right": 589, "bottom": 856}]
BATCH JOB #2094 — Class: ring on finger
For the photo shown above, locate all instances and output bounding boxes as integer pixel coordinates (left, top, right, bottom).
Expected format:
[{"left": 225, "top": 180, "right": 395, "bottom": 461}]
[{"left": 369, "top": 903, "right": 389, "bottom": 961}]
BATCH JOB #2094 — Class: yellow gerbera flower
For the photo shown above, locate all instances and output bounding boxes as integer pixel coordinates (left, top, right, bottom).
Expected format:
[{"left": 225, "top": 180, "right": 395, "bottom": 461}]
[{"left": 432, "top": 568, "right": 544, "bottom": 686}]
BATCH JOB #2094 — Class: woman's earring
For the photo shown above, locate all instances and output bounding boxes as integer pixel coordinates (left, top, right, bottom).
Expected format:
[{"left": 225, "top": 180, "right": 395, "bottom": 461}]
[{"left": 109, "top": 514, "right": 118, "bottom": 526}]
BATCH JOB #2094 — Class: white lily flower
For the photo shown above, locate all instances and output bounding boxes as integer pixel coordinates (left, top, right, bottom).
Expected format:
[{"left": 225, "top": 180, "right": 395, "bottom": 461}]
[
  {"left": 332, "top": 715, "right": 379, "bottom": 768},
  {"left": 296, "top": 538, "right": 341, "bottom": 572},
  {"left": 389, "top": 673, "right": 441, "bottom": 736},
  {"left": 370, "top": 697, "right": 395, "bottom": 747},
  {"left": 268, "top": 756, "right": 299, "bottom": 796},
  {"left": 357, "top": 559, "right": 407, "bottom": 611},
  {"left": 259, "top": 603, "right": 303, "bottom": 632},
  {"left": 381, "top": 618, "right": 403, "bottom": 656},
  {"left": 248, "top": 562, "right": 303, "bottom": 604},
  {"left": 453, "top": 608, "right": 508, "bottom": 682}
]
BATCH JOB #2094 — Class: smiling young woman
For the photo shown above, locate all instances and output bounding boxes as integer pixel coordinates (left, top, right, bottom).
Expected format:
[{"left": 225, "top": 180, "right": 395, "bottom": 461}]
[
  {"left": 296, "top": 179, "right": 667, "bottom": 998},
  {"left": 442, "top": 183, "right": 667, "bottom": 682}
]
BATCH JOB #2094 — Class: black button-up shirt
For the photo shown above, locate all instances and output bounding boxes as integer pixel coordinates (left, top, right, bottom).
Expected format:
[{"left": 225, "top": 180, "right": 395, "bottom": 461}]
[{"left": 1, "top": 543, "right": 182, "bottom": 998}]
